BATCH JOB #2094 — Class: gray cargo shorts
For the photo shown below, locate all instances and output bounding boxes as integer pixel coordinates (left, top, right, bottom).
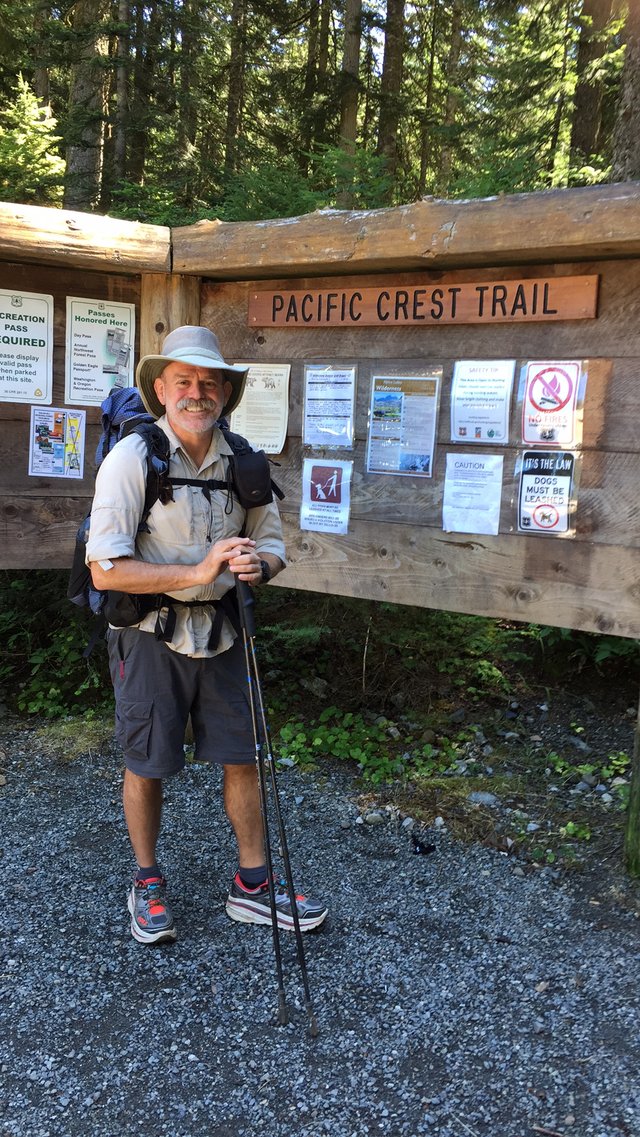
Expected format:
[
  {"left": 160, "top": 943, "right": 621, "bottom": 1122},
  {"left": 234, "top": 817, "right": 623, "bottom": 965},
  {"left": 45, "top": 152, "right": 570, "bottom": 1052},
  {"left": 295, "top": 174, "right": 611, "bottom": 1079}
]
[{"left": 107, "top": 627, "right": 255, "bottom": 778}]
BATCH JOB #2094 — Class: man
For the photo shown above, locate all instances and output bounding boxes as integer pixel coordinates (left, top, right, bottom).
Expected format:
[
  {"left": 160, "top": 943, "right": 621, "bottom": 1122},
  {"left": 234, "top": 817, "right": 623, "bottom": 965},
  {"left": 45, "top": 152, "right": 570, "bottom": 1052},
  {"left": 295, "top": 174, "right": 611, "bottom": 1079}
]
[{"left": 87, "top": 325, "right": 327, "bottom": 944}]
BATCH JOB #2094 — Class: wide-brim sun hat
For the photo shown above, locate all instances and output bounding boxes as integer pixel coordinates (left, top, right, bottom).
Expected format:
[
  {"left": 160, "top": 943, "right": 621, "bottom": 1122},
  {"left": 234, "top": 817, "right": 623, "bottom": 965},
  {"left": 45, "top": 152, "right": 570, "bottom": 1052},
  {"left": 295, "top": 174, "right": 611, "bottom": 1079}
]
[{"left": 135, "top": 325, "right": 249, "bottom": 419}]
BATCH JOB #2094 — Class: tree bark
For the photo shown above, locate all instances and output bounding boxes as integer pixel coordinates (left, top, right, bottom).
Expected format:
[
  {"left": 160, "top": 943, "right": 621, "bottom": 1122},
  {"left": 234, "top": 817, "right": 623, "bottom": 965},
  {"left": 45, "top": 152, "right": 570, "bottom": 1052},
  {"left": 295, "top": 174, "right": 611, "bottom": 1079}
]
[
  {"left": 611, "top": 0, "right": 640, "bottom": 180},
  {"left": 224, "top": 0, "right": 247, "bottom": 181},
  {"left": 435, "top": 0, "right": 463, "bottom": 196},
  {"left": 336, "top": 0, "right": 362, "bottom": 208},
  {"left": 376, "top": 0, "right": 405, "bottom": 188},
  {"left": 418, "top": 0, "right": 439, "bottom": 196},
  {"left": 63, "top": 0, "right": 110, "bottom": 211},
  {"left": 113, "top": 0, "right": 130, "bottom": 184},
  {"left": 570, "top": 0, "right": 614, "bottom": 166}
]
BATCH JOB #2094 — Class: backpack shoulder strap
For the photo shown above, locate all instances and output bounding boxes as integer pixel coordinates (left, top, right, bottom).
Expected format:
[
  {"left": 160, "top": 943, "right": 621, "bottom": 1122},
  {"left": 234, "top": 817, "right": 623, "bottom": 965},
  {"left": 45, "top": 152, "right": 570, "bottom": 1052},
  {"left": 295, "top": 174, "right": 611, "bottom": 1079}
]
[{"left": 128, "top": 421, "right": 173, "bottom": 529}]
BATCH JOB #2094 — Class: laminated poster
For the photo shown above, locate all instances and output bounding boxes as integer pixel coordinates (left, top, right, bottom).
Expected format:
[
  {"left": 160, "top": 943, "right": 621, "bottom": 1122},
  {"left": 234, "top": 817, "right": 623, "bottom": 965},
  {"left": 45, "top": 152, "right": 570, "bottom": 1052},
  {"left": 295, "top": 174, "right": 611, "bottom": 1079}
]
[
  {"left": 517, "top": 450, "right": 576, "bottom": 536},
  {"left": 300, "top": 459, "right": 352, "bottom": 534},
  {"left": 28, "top": 406, "right": 86, "bottom": 479},
  {"left": 229, "top": 362, "right": 290, "bottom": 453},
  {"left": 303, "top": 364, "right": 355, "bottom": 448},
  {"left": 442, "top": 453, "right": 504, "bottom": 536},
  {"left": 521, "top": 360, "right": 583, "bottom": 447},
  {"left": 450, "top": 359, "right": 515, "bottom": 444},
  {"left": 0, "top": 289, "right": 54, "bottom": 405},
  {"left": 65, "top": 297, "right": 136, "bottom": 406},
  {"left": 367, "top": 371, "right": 441, "bottom": 477}
]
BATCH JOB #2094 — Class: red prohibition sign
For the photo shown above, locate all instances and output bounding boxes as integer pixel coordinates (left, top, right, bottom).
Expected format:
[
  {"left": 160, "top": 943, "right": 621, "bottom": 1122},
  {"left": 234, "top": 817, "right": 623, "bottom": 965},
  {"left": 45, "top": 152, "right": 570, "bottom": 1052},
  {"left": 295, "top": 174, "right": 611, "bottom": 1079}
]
[
  {"left": 528, "top": 366, "right": 573, "bottom": 414},
  {"left": 533, "top": 503, "right": 559, "bottom": 529}
]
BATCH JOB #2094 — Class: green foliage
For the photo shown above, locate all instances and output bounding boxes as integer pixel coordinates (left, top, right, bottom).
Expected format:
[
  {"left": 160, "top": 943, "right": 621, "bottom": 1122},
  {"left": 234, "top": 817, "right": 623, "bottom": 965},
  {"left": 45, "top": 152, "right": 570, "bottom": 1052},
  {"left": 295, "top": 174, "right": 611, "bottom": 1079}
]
[
  {"left": 0, "top": 571, "right": 111, "bottom": 717},
  {"left": 531, "top": 623, "right": 640, "bottom": 671},
  {"left": 0, "top": 75, "right": 64, "bottom": 204},
  {"left": 220, "top": 157, "right": 322, "bottom": 222}
]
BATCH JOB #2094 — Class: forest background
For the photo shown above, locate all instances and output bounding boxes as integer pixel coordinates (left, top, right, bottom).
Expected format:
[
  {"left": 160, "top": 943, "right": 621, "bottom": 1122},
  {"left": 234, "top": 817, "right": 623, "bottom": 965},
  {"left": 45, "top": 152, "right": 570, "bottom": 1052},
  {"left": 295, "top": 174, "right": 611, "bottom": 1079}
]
[{"left": 2, "top": 0, "right": 640, "bottom": 224}]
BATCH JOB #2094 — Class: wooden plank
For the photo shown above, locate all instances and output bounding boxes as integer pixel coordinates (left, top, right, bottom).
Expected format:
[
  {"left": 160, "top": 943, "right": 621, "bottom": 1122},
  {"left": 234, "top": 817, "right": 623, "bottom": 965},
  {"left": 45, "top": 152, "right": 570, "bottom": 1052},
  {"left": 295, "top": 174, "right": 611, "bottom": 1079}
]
[
  {"left": 202, "top": 260, "right": 640, "bottom": 360},
  {"left": 273, "top": 517, "right": 640, "bottom": 639},
  {"left": 4, "top": 496, "right": 640, "bottom": 640},
  {"left": 175, "top": 183, "right": 640, "bottom": 280},
  {"left": 248, "top": 275, "right": 599, "bottom": 328},
  {"left": 139, "top": 274, "right": 201, "bottom": 357},
  {"left": 0, "top": 203, "right": 170, "bottom": 274}
]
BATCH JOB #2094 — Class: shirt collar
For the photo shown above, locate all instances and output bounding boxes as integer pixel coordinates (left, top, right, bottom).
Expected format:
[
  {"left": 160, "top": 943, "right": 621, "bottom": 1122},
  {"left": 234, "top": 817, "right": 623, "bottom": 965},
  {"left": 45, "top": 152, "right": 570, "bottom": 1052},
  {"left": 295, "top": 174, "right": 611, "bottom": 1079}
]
[{"left": 156, "top": 415, "right": 234, "bottom": 465}]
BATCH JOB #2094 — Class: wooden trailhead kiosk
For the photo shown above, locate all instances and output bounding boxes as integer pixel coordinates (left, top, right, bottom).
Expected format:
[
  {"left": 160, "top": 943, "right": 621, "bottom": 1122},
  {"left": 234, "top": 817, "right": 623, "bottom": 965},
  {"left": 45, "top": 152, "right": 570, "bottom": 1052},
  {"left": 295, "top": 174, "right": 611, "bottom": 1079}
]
[{"left": 0, "top": 182, "right": 640, "bottom": 873}]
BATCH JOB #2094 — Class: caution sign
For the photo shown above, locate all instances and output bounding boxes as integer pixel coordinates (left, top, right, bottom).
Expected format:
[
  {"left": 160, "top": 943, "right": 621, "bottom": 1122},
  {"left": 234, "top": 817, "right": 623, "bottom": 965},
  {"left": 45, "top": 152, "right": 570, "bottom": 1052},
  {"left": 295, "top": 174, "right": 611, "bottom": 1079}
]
[
  {"left": 522, "top": 360, "right": 582, "bottom": 446},
  {"left": 518, "top": 450, "right": 576, "bottom": 536}
]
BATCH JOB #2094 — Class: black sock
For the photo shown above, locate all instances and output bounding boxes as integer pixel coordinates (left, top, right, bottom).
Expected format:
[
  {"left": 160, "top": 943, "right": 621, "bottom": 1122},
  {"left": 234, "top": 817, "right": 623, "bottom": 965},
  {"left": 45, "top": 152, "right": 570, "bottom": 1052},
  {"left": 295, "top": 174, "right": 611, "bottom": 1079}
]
[
  {"left": 238, "top": 864, "right": 267, "bottom": 889},
  {"left": 136, "top": 863, "right": 163, "bottom": 883}
]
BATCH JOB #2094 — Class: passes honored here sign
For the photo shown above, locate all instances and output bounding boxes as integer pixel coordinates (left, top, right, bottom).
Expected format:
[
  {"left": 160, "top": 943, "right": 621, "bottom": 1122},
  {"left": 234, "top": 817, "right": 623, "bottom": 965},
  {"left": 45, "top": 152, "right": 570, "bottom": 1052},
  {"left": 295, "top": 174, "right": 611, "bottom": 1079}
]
[{"left": 248, "top": 275, "right": 598, "bottom": 328}]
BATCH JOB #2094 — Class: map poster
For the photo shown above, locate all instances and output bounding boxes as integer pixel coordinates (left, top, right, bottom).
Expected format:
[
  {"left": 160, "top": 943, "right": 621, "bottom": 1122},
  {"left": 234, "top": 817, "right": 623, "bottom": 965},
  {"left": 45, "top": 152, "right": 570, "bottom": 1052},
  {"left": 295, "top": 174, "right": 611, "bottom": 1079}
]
[
  {"left": 229, "top": 362, "right": 290, "bottom": 453},
  {"left": 450, "top": 359, "right": 515, "bottom": 443},
  {"left": 65, "top": 297, "right": 136, "bottom": 406},
  {"left": 0, "top": 289, "right": 54, "bottom": 405},
  {"left": 521, "top": 359, "right": 583, "bottom": 447},
  {"left": 517, "top": 449, "right": 577, "bottom": 536},
  {"left": 300, "top": 459, "right": 352, "bottom": 534},
  {"left": 366, "top": 370, "right": 442, "bottom": 477},
  {"left": 28, "top": 406, "right": 86, "bottom": 479}
]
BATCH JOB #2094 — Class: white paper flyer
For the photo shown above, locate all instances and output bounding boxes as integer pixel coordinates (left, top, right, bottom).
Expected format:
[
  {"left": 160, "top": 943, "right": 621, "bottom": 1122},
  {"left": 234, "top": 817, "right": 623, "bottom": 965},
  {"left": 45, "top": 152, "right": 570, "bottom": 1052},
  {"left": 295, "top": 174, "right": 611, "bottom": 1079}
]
[
  {"left": 450, "top": 359, "right": 515, "bottom": 443},
  {"left": 0, "top": 289, "right": 54, "bottom": 405},
  {"left": 303, "top": 365, "right": 355, "bottom": 448},
  {"left": 521, "top": 360, "right": 582, "bottom": 446},
  {"left": 229, "top": 362, "right": 290, "bottom": 453},
  {"left": 367, "top": 371, "right": 441, "bottom": 477},
  {"left": 442, "top": 453, "right": 504, "bottom": 535},
  {"left": 517, "top": 450, "right": 576, "bottom": 535},
  {"left": 65, "top": 297, "right": 136, "bottom": 406},
  {"left": 300, "top": 459, "right": 352, "bottom": 534}
]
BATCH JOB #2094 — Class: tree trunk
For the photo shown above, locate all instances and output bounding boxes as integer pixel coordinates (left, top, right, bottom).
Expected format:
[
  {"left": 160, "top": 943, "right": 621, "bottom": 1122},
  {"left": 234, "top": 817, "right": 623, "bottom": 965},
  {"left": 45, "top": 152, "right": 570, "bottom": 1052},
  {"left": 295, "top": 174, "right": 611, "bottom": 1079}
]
[
  {"left": 128, "top": 0, "right": 158, "bottom": 184},
  {"left": 570, "top": 0, "right": 614, "bottom": 166},
  {"left": 32, "top": 4, "right": 51, "bottom": 105},
  {"left": 299, "top": 0, "right": 320, "bottom": 166},
  {"left": 435, "top": 0, "right": 463, "bottom": 197},
  {"left": 224, "top": 0, "right": 247, "bottom": 181},
  {"left": 376, "top": 0, "right": 405, "bottom": 189},
  {"left": 336, "top": 0, "right": 363, "bottom": 208},
  {"left": 63, "top": 0, "right": 110, "bottom": 211},
  {"left": 113, "top": 0, "right": 130, "bottom": 184},
  {"left": 611, "top": 0, "right": 640, "bottom": 180},
  {"left": 418, "top": 0, "right": 439, "bottom": 196},
  {"left": 547, "top": 1, "right": 572, "bottom": 178}
]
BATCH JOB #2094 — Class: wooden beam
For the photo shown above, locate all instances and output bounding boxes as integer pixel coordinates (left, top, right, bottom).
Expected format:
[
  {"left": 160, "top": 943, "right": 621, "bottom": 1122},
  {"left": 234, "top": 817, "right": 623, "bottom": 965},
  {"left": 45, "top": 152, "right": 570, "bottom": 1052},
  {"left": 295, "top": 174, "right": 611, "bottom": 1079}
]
[
  {"left": 0, "top": 202, "right": 170, "bottom": 274},
  {"left": 174, "top": 182, "right": 640, "bottom": 280},
  {"left": 139, "top": 274, "right": 201, "bottom": 356}
]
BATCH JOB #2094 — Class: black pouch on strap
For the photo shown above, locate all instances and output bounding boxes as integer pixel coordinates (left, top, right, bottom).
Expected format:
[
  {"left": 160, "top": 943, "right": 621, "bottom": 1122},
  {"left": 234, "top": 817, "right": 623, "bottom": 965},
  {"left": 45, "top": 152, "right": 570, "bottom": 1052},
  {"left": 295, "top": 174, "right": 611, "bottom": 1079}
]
[
  {"left": 227, "top": 449, "right": 274, "bottom": 509},
  {"left": 103, "top": 591, "right": 158, "bottom": 628}
]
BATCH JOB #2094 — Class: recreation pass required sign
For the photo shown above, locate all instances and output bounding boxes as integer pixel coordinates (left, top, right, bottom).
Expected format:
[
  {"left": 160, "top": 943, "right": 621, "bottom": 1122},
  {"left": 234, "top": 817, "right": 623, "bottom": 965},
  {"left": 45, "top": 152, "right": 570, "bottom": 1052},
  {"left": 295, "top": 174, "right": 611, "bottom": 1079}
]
[{"left": 248, "top": 275, "right": 598, "bottom": 328}]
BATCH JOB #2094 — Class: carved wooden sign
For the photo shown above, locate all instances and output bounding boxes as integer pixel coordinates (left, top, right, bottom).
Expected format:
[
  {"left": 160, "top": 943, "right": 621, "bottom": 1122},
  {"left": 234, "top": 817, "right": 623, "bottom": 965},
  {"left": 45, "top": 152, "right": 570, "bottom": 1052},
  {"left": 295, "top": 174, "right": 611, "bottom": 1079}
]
[{"left": 248, "top": 275, "right": 599, "bottom": 328}]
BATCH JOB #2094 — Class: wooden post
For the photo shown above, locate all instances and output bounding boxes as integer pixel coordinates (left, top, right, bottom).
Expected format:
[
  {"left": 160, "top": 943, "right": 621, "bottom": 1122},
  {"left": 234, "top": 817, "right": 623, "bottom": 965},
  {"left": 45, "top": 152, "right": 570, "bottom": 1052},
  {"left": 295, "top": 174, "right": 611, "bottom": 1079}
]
[
  {"left": 624, "top": 685, "right": 640, "bottom": 877},
  {"left": 139, "top": 273, "right": 201, "bottom": 357}
]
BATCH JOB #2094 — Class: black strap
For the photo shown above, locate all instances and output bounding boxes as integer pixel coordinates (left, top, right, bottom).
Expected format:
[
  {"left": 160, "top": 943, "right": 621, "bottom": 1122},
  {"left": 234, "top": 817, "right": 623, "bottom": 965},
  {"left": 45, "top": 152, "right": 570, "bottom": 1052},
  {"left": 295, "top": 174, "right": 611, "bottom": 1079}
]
[
  {"left": 168, "top": 476, "right": 228, "bottom": 504},
  {"left": 151, "top": 587, "right": 241, "bottom": 650}
]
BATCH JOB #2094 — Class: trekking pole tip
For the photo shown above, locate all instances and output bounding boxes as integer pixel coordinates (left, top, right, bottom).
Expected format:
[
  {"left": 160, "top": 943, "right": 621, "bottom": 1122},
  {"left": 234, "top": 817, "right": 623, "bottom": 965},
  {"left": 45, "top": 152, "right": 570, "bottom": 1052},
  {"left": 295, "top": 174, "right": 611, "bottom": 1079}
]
[{"left": 277, "top": 992, "right": 289, "bottom": 1026}]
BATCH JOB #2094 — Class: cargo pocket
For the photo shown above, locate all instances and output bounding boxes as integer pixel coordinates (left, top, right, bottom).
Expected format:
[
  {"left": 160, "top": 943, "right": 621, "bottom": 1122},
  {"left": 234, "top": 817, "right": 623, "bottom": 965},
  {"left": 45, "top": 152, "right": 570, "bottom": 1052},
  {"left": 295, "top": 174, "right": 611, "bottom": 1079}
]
[{"left": 115, "top": 699, "right": 153, "bottom": 761}]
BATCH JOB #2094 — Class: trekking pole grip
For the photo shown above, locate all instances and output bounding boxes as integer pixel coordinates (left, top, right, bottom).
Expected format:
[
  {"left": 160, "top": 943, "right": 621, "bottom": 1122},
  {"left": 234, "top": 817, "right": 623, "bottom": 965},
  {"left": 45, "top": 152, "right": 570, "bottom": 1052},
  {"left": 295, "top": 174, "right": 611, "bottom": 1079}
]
[{"left": 236, "top": 578, "right": 257, "bottom": 638}]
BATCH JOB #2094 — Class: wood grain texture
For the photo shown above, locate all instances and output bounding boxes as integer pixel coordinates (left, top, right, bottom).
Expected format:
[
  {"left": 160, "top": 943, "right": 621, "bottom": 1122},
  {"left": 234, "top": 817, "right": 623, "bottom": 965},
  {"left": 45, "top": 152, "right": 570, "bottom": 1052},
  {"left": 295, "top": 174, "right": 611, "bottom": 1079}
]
[
  {"left": 0, "top": 203, "right": 169, "bottom": 274},
  {"left": 175, "top": 183, "right": 640, "bottom": 279},
  {"left": 139, "top": 274, "right": 201, "bottom": 357},
  {"left": 273, "top": 517, "right": 640, "bottom": 639}
]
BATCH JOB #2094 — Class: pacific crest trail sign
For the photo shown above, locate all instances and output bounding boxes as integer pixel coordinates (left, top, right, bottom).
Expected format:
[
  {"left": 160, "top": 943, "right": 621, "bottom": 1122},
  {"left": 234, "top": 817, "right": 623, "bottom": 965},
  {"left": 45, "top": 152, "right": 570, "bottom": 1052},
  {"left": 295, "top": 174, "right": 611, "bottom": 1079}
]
[{"left": 248, "top": 275, "right": 599, "bottom": 328}]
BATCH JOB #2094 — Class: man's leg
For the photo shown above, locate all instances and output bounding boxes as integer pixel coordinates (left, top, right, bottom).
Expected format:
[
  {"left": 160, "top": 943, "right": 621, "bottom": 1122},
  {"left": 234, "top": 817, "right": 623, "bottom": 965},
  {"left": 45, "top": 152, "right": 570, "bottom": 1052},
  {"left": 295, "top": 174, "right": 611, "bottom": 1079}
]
[
  {"left": 223, "top": 762, "right": 264, "bottom": 868},
  {"left": 122, "top": 768, "right": 163, "bottom": 867}
]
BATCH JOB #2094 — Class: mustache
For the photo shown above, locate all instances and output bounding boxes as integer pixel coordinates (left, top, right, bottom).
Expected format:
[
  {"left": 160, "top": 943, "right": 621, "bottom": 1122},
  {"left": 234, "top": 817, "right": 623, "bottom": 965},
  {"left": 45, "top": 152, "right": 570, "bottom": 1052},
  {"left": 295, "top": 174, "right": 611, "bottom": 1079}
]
[{"left": 175, "top": 397, "right": 218, "bottom": 413}]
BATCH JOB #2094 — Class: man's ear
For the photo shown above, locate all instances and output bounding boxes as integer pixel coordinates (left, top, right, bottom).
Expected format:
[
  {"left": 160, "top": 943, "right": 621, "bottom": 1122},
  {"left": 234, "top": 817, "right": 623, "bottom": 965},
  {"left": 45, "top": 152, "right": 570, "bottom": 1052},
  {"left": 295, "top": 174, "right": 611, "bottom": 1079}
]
[
  {"left": 153, "top": 375, "right": 167, "bottom": 407},
  {"left": 223, "top": 379, "right": 232, "bottom": 403}
]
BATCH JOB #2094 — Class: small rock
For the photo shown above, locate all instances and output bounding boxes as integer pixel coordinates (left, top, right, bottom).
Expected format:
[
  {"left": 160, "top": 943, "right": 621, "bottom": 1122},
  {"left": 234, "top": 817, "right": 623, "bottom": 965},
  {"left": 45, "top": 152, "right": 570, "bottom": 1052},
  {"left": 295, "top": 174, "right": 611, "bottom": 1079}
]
[
  {"left": 421, "top": 729, "right": 436, "bottom": 744},
  {"left": 277, "top": 758, "right": 295, "bottom": 768},
  {"left": 601, "top": 793, "right": 614, "bottom": 804},
  {"left": 434, "top": 815, "right": 445, "bottom": 828},
  {"left": 294, "top": 795, "right": 305, "bottom": 805},
  {"left": 526, "top": 822, "right": 541, "bottom": 832},
  {"left": 401, "top": 816, "right": 414, "bottom": 829},
  {"left": 340, "top": 818, "right": 351, "bottom": 829},
  {"left": 575, "top": 781, "right": 591, "bottom": 793},
  {"left": 468, "top": 791, "right": 500, "bottom": 807},
  {"left": 300, "top": 676, "right": 330, "bottom": 699},
  {"left": 512, "top": 866, "right": 526, "bottom": 878},
  {"left": 568, "top": 737, "right": 592, "bottom": 753},
  {"left": 449, "top": 708, "right": 466, "bottom": 724},
  {"left": 387, "top": 725, "right": 401, "bottom": 740},
  {"left": 482, "top": 745, "right": 494, "bottom": 758},
  {"left": 595, "top": 783, "right": 608, "bottom": 793},
  {"left": 364, "top": 811, "right": 385, "bottom": 825},
  {"left": 504, "top": 731, "right": 519, "bottom": 742},
  {"left": 581, "top": 773, "right": 598, "bottom": 787},
  {"left": 612, "top": 776, "right": 629, "bottom": 786}
]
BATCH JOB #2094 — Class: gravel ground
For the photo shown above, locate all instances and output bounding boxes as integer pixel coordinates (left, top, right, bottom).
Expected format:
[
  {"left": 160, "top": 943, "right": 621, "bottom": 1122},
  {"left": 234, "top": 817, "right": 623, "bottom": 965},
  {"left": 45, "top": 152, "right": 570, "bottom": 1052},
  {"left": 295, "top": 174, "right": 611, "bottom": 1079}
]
[{"left": 1, "top": 715, "right": 640, "bottom": 1137}]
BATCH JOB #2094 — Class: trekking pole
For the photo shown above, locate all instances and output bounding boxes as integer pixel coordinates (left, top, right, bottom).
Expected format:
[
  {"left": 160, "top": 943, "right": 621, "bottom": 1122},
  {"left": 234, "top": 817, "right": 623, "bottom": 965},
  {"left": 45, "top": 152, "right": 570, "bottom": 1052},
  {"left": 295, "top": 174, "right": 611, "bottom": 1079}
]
[{"left": 236, "top": 579, "right": 319, "bottom": 1039}]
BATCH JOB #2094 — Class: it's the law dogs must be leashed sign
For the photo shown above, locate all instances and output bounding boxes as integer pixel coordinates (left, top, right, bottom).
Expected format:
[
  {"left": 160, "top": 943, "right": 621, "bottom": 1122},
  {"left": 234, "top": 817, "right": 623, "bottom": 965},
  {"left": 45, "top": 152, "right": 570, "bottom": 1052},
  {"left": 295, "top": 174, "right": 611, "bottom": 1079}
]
[{"left": 248, "top": 275, "right": 599, "bottom": 328}]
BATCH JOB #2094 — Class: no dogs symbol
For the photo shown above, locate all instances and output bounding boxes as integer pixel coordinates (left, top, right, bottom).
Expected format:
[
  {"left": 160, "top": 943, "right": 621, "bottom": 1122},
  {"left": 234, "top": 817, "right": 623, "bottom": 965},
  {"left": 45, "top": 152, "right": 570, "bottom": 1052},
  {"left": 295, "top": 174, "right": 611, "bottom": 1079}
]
[{"left": 532, "top": 503, "right": 559, "bottom": 530}]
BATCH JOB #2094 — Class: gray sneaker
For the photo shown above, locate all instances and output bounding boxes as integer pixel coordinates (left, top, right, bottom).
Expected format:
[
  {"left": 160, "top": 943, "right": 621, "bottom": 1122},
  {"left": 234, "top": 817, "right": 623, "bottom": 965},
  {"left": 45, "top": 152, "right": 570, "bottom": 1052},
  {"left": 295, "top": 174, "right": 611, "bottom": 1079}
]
[
  {"left": 127, "top": 876, "right": 177, "bottom": 944},
  {"left": 226, "top": 872, "right": 327, "bottom": 931}
]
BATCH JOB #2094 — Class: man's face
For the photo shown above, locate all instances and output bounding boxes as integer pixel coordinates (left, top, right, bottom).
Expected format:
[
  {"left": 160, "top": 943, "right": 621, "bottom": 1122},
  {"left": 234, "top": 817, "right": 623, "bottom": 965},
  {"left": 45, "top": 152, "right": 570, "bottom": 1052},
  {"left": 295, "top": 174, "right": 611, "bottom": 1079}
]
[{"left": 154, "top": 361, "right": 232, "bottom": 436}]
